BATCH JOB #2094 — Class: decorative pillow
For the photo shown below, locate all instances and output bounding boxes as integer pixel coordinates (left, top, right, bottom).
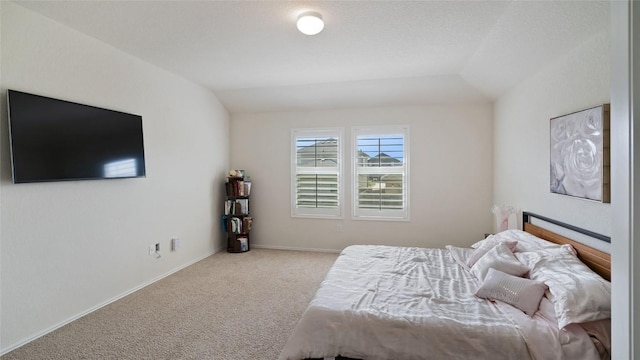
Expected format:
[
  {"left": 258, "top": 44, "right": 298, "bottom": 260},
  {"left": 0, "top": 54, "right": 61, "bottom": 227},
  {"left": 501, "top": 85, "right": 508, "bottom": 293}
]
[
  {"left": 516, "top": 247, "right": 611, "bottom": 328},
  {"left": 466, "top": 238, "right": 518, "bottom": 268},
  {"left": 470, "top": 242, "right": 529, "bottom": 281},
  {"left": 475, "top": 268, "right": 547, "bottom": 316}
]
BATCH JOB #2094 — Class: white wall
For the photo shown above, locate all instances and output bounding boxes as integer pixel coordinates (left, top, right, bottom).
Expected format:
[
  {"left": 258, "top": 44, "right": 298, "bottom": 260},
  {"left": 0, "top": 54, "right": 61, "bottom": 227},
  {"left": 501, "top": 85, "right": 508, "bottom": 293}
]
[
  {"left": 493, "top": 29, "right": 611, "bottom": 249},
  {"left": 0, "top": 3, "right": 230, "bottom": 353},
  {"left": 230, "top": 104, "right": 494, "bottom": 251}
]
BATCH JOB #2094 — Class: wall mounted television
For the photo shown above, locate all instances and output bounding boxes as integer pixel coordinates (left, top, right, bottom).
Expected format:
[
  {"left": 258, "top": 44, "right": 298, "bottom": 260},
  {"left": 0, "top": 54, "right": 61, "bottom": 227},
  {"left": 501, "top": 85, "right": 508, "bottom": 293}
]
[{"left": 7, "top": 90, "right": 146, "bottom": 184}]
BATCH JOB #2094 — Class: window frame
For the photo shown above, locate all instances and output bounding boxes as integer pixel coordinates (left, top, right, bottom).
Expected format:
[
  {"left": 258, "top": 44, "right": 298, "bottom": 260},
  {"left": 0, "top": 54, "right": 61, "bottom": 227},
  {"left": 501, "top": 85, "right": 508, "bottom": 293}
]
[
  {"left": 291, "top": 127, "right": 344, "bottom": 219},
  {"left": 351, "top": 125, "right": 410, "bottom": 221}
]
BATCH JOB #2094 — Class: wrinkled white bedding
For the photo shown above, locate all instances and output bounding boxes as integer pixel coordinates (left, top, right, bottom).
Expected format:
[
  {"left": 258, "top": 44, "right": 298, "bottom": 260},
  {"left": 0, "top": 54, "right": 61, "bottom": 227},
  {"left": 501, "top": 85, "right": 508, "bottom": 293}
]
[{"left": 279, "top": 245, "right": 599, "bottom": 360}]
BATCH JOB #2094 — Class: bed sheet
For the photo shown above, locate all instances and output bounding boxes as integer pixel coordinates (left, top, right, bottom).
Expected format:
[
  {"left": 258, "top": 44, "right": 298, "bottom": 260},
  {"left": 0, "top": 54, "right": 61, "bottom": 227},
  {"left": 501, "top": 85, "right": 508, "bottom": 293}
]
[{"left": 279, "top": 245, "right": 599, "bottom": 360}]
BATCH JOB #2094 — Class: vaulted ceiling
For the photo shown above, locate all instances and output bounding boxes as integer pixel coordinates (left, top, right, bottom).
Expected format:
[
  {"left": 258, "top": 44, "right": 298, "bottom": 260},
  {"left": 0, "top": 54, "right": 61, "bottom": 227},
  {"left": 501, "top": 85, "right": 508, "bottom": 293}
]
[{"left": 13, "top": 0, "right": 610, "bottom": 113}]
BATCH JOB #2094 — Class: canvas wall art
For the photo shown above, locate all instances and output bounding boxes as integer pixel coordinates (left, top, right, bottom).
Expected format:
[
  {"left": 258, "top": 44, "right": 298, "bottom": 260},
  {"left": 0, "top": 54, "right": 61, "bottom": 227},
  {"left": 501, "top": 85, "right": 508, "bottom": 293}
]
[{"left": 550, "top": 104, "right": 610, "bottom": 203}]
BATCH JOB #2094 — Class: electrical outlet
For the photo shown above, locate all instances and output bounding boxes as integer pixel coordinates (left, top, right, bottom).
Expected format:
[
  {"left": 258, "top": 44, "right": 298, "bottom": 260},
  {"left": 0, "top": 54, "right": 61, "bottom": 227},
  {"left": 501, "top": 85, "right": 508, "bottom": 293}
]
[
  {"left": 149, "top": 244, "right": 156, "bottom": 255},
  {"left": 171, "top": 238, "right": 180, "bottom": 251},
  {"left": 155, "top": 243, "right": 160, "bottom": 252}
]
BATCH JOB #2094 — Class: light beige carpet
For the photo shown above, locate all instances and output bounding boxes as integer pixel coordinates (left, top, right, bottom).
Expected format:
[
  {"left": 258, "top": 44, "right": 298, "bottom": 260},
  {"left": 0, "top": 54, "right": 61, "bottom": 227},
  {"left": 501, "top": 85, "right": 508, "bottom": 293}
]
[{"left": 2, "top": 249, "right": 338, "bottom": 360}]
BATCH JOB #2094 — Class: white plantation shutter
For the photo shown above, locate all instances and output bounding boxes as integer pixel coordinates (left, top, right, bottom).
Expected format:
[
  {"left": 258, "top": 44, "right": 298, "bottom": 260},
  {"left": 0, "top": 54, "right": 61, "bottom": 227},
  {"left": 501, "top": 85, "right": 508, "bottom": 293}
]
[
  {"left": 352, "top": 126, "right": 409, "bottom": 220},
  {"left": 292, "top": 128, "right": 343, "bottom": 218}
]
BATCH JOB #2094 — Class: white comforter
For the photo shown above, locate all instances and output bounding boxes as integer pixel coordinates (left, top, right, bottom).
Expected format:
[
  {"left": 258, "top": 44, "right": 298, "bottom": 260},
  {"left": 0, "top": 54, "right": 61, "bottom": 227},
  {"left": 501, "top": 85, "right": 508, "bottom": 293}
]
[{"left": 279, "top": 245, "right": 599, "bottom": 360}]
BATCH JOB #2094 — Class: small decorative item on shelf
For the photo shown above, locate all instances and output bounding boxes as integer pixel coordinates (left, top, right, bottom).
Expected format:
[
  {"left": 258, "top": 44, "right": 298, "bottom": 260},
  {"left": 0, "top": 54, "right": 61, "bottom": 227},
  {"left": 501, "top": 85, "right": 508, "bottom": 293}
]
[
  {"left": 224, "top": 171, "right": 252, "bottom": 253},
  {"left": 228, "top": 169, "right": 245, "bottom": 178}
]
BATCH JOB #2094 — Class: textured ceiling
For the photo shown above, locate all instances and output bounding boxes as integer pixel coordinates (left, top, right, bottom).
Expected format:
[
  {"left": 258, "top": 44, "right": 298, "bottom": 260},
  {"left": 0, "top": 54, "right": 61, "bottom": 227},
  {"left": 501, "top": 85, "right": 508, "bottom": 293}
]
[{"left": 12, "top": 0, "right": 610, "bottom": 113}]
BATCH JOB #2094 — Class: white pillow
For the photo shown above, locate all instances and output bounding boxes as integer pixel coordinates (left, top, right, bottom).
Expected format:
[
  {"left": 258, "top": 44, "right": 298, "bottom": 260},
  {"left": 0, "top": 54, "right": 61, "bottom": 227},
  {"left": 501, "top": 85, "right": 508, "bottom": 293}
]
[
  {"left": 466, "top": 237, "right": 518, "bottom": 268},
  {"left": 473, "top": 230, "right": 563, "bottom": 253},
  {"left": 516, "top": 247, "right": 611, "bottom": 328},
  {"left": 475, "top": 268, "right": 547, "bottom": 316},
  {"left": 470, "top": 242, "right": 529, "bottom": 281}
]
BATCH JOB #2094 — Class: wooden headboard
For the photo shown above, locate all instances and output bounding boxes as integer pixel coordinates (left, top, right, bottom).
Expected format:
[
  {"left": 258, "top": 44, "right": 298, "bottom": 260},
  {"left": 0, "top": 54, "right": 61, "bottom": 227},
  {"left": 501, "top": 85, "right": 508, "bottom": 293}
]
[{"left": 522, "top": 212, "right": 611, "bottom": 281}]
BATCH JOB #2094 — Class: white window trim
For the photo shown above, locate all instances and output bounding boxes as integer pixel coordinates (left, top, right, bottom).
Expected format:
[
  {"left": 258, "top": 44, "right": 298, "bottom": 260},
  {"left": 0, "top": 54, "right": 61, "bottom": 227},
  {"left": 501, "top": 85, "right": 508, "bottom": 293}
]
[
  {"left": 291, "top": 127, "right": 344, "bottom": 219},
  {"left": 351, "top": 125, "right": 410, "bottom": 221}
]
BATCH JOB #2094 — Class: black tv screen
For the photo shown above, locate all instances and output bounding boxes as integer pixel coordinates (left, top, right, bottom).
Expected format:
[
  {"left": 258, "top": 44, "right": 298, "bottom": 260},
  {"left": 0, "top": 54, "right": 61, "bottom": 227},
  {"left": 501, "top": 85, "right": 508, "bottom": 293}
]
[{"left": 7, "top": 90, "right": 146, "bottom": 183}]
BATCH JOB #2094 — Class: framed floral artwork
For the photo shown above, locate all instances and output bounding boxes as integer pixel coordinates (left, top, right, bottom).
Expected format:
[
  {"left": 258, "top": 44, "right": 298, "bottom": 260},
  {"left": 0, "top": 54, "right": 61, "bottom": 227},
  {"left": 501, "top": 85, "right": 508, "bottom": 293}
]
[{"left": 550, "top": 104, "right": 610, "bottom": 203}]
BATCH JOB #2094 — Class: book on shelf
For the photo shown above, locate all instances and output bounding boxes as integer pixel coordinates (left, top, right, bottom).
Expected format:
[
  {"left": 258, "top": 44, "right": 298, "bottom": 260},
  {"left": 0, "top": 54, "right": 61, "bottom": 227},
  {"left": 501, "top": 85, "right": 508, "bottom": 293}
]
[
  {"left": 243, "top": 217, "right": 253, "bottom": 232},
  {"left": 225, "top": 199, "right": 249, "bottom": 215},
  {"left": 237, "top": 180, "right": 245, "bottom": 196},
  {"left": 237, "top": 236, "right": 248, "bottom": 252},
  {"left": 226, "top": 216, "right": 253, "bottom": 234},
  {"left": 244, "top": 180, "right": 251, "bottom": 196},
  {"left": 221, "top": 215, "right": 228, "bottom": 232},
  {"left": 230, "top": 217, "right": 240, "bottom": 233},
  {"left": 225, "top": 176, "right": 252, "bottom": 197}
]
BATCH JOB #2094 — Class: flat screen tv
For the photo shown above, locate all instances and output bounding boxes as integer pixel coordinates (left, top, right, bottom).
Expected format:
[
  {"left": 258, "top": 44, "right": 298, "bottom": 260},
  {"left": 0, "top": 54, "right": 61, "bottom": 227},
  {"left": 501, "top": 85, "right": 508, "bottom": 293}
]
[{"left": 7, "top": 90, "right": 146, "bottom": 183}]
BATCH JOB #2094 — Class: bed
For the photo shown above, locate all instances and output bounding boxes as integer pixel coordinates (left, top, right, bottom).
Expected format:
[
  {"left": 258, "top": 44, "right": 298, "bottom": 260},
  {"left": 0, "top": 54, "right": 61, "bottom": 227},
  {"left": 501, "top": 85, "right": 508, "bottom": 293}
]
[{"left": 279, "top": 212, "right": 611, "bottom": 360}]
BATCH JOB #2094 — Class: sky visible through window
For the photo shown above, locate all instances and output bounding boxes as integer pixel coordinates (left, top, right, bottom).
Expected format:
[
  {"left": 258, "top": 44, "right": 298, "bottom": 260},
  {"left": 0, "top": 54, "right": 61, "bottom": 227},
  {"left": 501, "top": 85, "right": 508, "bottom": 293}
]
[
  {"left": 357, "top": 135, "right": 404, "bottom": 163},
  {"left": 296, "top": 135, "right": 403, "bottom": 162}
]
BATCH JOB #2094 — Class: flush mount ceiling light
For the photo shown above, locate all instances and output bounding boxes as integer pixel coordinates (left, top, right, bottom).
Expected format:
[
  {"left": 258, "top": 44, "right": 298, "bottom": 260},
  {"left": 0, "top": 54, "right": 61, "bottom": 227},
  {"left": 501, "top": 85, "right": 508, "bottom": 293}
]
[{"left": 297, "top": 11, "right": 324, "bottom": 35}]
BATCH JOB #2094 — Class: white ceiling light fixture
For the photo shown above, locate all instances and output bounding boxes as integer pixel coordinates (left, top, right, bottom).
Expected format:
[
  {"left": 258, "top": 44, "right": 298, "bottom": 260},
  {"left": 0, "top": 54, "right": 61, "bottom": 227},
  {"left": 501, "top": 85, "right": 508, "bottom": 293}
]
[{"left": 297, "top": 11, "right": 324, "bottom": 35}]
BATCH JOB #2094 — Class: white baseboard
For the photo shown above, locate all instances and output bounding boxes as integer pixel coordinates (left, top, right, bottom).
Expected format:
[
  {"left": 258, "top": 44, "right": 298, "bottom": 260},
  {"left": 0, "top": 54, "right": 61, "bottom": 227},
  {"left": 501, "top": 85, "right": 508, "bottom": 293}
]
[
  {"left": 251, "top": 244, "right": 341, "bottom": 254},
  {"left": 0, "top": 249, "right": 220, "bottom": 356}
]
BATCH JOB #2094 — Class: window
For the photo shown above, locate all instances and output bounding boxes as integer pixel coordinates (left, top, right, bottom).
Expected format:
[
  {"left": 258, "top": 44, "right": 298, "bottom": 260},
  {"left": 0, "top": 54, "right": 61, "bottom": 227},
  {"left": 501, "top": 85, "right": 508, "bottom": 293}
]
[
  {"left": 352, "top": 126, "right": 409, "bottom": 220},
  {"left": 291, "top": 128, "right": 343, "bottom": 218}
]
